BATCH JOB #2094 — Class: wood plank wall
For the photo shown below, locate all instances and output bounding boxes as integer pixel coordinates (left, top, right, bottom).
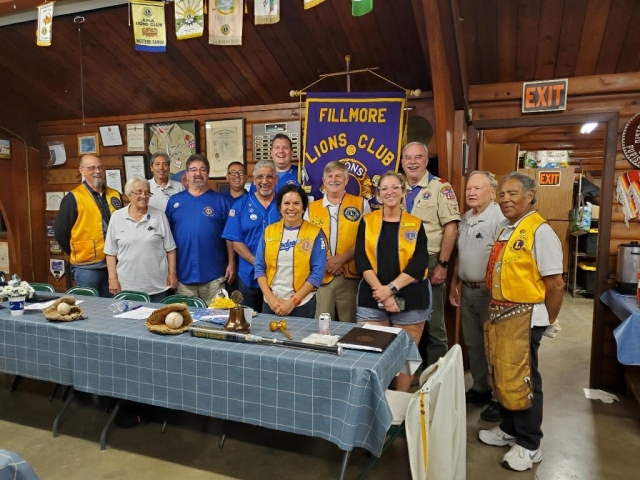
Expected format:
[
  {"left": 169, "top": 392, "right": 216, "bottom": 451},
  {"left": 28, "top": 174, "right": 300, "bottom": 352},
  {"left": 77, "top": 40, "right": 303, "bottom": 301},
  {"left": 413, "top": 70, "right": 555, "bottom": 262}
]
[
  {"left": 469, "top": 82, "right": 640, "bottom": 390},
  {"left": 38, "top": 98, "right": 436, "bottom": 291}
]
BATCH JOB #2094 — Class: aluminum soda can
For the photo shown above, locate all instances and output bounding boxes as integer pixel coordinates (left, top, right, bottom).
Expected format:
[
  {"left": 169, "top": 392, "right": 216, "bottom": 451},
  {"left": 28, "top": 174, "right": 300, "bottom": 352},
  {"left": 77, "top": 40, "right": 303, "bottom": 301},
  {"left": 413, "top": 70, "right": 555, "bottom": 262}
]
[{"left": 318, "top": 313, "right": 331, "bottom": 335}]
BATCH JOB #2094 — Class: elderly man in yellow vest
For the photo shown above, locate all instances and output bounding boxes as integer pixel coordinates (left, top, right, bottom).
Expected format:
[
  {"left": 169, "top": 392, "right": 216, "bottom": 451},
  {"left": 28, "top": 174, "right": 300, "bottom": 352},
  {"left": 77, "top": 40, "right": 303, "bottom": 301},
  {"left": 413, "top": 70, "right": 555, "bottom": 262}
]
[
  {"left": 306, "top": 161, "right": 371, "bottom": 321},
  {"left": 54, "top": 155, "right": 123, "bottom": 297},
  {"left": 479, "top": 172, "right": 564, "bottom": 472}
]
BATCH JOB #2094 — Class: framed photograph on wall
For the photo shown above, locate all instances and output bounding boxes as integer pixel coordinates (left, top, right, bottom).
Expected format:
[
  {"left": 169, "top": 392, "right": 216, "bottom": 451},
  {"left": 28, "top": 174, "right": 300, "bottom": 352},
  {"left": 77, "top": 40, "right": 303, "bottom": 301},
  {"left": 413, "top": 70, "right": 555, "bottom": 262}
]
[
  {"left": 105, "top": 168, "right": 124, "bottom": 194},
  {"left": 147, "top": 120, "right": 197, "bottom": 175},
  {"left": 77, "top": 133, "right": 99, "bottom": 155},
  {"left": 205, "top": 118, "right": 245, "bottom": 178},
  {"left": 122, "top": 155, "right": 148, "bottom": 183}
]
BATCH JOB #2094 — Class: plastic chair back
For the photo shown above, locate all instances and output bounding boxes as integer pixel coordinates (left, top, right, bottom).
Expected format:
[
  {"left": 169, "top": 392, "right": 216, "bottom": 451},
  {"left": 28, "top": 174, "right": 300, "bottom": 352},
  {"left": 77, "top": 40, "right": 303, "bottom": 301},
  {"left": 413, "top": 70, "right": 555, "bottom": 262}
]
[
  {"left": 66, "top": 286, "right": 99, "bottom": 297},
  {"left": 113, "top": 290, "right": 151, "bottom": 302},
  {"left": 160, "top": 294, "right": 207, "bottom": 308},
  {"left": 31, "top": 283, "right": 56, "bottom": 293}
]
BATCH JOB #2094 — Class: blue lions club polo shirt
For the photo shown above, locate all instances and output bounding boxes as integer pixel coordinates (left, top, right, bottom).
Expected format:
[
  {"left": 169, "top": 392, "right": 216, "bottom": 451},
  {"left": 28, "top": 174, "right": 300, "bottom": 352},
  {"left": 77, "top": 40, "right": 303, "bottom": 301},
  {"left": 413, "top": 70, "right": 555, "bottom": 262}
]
[
  {"left": 165, "top": 189, "right": 231, "bottom": 285},
  {"left": 249, "top": 166, "right": 299, "bottom": 194},
  {"left": 222, "top": 193, "right": 280, "bottom": 289}
]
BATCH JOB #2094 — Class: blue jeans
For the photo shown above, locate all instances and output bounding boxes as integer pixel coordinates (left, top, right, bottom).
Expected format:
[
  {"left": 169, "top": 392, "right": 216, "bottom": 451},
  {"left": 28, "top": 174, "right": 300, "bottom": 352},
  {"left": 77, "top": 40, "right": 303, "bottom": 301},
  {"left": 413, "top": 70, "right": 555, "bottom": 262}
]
[{"left": 71, "top": 266, "right": 109, "bottom": 298}]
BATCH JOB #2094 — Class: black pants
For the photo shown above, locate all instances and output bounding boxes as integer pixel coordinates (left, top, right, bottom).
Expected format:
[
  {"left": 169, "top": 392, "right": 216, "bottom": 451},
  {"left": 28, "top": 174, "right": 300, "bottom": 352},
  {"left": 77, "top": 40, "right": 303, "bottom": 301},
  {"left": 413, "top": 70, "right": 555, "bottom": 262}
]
[
  {"left": 238, "top": 277, "right": 263, "bottom": 313},
  {"left": 499, "top": 326, "right": 545, "bottom": 450},
  {"left": 262, "top": 296, "right": 316, "bottom": 319}
]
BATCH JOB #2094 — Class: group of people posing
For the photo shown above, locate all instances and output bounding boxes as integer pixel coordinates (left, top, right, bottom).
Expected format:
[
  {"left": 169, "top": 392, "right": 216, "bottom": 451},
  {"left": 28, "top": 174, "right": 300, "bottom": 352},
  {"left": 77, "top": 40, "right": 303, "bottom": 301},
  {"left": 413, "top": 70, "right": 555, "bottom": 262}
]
[{"left": 54, "top": 133, "right": 564, "bottom": 472}]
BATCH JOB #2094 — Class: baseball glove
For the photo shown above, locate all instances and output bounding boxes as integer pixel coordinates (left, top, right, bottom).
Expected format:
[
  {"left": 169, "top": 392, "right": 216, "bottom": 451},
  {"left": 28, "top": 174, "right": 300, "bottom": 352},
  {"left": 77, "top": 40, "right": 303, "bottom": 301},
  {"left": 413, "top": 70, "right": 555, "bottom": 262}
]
[
  {"left": 43, "top": 296, "right": 84, "bottom": 322},
  {"left": 145, "top": 303, "right": 193, "bottom": 334}
]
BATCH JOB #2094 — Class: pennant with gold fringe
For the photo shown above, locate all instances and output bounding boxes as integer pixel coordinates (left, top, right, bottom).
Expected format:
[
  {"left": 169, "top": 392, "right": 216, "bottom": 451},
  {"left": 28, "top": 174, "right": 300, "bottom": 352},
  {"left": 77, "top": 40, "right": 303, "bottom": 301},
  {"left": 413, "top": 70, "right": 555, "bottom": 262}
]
[
  {"left": 352, "top": 0, "right": 373, "bottom": 17},
  {"left": 255, "top": 0, "right": 279, "bottom": 25},
  {"left": 175, "top": 0, "right": 204, "bottom": 39},
  {"left": 131, "top": 0, "right": 167, "bottom": 52},
  {"left": 36, "top": 2, "right": 55, "bottom": 47},
  {"left": 209, "top": 0, "right": 243, "bottom": 45},
  {"left": 303, "top": 0, "right": 324, "bottom": 9}
]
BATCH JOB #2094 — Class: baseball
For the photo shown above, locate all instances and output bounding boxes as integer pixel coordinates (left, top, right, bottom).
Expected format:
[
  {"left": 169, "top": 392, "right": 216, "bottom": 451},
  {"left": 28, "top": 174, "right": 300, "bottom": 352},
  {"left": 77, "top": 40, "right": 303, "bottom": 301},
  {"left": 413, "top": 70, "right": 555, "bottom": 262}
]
[
  {"left": 165, "top": 312, "right": 184, "bottom": 329},
  {"left": 57, "top": 303, "right": 71, "bottom": 315}
]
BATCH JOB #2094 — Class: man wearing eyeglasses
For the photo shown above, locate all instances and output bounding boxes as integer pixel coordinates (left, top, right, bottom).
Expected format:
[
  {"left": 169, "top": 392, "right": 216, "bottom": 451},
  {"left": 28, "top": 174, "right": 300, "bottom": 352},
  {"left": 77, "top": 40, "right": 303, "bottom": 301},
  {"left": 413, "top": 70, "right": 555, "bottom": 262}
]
[
  {"left": 148, "top": 152, "right": 185, "bottom": 212},
  {"left": 401, "top": 142, "right": 461, "bottom": 367},
  {"left": 223, "top": 162, "right": 249, "bottom": 202},
  {"left": 165, "top": 154, "right": 235, "bottom": 303},
  {"left": 55, "top": 155, "right": 123, "bottom": 297},
  {"left": 222, "top": 160, "right": 280, "bottom": 312}
]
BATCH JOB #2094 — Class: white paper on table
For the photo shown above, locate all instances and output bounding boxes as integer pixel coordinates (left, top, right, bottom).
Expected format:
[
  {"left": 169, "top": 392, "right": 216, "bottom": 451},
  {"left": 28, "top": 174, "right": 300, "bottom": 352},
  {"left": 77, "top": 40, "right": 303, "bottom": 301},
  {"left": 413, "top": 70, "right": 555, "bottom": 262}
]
[
  {"left": 24, "top": 299, "right": 83, "bottom": 310},
  {"left": 114, "top": 307, "right": 156, "bottom": 319},
  {"left": 361, "top": 323, "right": 402, "bottom": 335},
  {"left": 583, "top": 388, "right": 619, "bottom": 403}
]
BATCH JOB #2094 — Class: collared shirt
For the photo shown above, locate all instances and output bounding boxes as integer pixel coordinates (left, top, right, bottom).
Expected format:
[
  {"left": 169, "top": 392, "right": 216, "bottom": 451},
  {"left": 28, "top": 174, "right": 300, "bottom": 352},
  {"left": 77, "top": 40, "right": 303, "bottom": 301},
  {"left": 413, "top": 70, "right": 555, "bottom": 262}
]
[
  {"left": 497, "top": 211, "right": 563, "bottom": 326},
  {"left": 148, "top": 178, "right": 185, "bottom": 212},
  {"left": 457, "top": 202, "right": 505, "bottom": 282}
]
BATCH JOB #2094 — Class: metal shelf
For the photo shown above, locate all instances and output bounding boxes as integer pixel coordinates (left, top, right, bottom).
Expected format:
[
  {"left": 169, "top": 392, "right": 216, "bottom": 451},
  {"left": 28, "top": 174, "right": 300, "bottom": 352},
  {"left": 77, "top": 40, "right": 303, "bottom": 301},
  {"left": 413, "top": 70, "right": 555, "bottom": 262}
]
[{"left": 567, "top": 234, "right": 597, "bottom": 298}]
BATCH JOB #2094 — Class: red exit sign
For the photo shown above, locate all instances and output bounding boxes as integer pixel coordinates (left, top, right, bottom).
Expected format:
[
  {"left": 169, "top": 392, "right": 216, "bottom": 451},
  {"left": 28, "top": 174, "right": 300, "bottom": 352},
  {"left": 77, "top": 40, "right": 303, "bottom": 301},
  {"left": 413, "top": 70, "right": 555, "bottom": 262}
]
[
  {"left": 538, "top": 170, "right": 562, "bottom": 186},
  {"left": 522, "top": 79, "right": 568, "bottom": 113}
]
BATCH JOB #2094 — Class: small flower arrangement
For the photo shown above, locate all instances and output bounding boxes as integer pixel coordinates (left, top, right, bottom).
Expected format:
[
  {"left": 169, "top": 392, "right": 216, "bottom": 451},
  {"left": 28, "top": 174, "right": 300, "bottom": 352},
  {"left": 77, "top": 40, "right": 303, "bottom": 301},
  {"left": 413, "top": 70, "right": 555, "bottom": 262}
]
[{"left": 0, "top": 279, "right": 35, "bottom": 299}]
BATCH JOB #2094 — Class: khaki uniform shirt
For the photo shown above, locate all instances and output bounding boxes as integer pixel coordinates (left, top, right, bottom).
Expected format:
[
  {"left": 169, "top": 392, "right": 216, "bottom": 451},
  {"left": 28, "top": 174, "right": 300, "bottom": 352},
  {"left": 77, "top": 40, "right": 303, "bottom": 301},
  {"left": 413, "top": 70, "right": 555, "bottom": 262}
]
[{"left": 408, "top": 172, "right": 461, "bottom": 256}]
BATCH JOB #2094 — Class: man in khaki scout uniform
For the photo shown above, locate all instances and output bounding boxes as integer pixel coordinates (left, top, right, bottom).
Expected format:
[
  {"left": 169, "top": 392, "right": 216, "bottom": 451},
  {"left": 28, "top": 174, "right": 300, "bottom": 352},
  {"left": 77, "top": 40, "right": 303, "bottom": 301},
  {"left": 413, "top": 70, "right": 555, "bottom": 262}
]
[
  {"left": 401, "top": 142, "right": 460, "bottom": 367},
  {"left": 306, "top": 161, "right": 370, "bottom": 321}
]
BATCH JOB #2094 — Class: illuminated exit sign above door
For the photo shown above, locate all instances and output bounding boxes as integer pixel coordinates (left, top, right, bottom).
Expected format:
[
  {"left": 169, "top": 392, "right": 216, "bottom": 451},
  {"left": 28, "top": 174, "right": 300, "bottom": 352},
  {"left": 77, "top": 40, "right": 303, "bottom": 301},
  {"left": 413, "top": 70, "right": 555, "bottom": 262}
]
[{"left": 522, "top": 79, "right": 568, "bottom": 113}]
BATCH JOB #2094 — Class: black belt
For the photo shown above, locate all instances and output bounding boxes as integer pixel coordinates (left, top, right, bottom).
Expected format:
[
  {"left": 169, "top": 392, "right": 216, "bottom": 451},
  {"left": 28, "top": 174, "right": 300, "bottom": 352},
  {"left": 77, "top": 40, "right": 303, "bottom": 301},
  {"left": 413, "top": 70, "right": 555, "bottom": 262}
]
[{"left": 462, "top": 281, "right": 485, "bottom": 289}]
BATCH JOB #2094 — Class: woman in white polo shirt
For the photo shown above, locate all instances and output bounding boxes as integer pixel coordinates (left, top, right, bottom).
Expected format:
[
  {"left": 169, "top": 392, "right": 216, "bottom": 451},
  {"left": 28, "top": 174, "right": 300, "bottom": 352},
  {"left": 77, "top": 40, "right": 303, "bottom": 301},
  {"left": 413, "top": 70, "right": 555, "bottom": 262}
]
[{"left": 104, "top": 176, "right": 177, "bottom": 302}]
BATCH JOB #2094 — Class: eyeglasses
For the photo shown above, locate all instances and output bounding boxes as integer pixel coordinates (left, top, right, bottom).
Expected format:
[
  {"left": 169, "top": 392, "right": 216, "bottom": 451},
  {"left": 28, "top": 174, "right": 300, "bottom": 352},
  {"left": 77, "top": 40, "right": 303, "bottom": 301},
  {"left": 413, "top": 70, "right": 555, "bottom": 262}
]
[
  {"left": 131, "top": 191, "right": 153, "bottom": 198},
  {"left": 187, "top": 167, "right": 208, "bottom": 173},
  {"left": 379, "top": 185, "right": 404, "bottom": 192},
  {"left": 227, "top": 170, "right": 245, "bottom": 177},
  {"left": 254, "top": 174, "right": 277, "bottom": 181},
  {"left": 82, "top": 165, "right": 105, "bottom": 172}
]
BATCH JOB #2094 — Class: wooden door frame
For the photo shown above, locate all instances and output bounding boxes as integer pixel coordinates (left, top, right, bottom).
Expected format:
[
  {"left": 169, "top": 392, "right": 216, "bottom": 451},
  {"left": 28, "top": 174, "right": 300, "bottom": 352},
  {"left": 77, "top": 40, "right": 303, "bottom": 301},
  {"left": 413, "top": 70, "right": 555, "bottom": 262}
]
[{"left": 473, "top": 112, "right": 618, "bottom": 389}]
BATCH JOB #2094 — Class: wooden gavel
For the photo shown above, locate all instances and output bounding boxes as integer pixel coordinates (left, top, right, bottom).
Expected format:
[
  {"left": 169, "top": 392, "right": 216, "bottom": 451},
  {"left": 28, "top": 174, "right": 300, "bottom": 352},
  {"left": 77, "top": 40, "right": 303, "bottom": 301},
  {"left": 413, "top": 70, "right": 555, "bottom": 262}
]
[{"left": 269, "top": 320, "right": 293, "bottom": 340}]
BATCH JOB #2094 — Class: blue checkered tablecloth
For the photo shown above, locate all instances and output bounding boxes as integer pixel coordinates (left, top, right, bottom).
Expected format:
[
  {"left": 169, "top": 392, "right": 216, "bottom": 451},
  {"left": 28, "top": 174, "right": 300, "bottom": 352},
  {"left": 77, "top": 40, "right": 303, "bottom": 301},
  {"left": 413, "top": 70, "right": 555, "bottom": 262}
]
[
  {"left": 0, "top": 449, "right": 39, "bottom": 480},
  {"left": 0, "top": 297, "right": 420, "bottom": 456},
  {"left": 602, "top": 289, "right": 640, "bottom": 366}
]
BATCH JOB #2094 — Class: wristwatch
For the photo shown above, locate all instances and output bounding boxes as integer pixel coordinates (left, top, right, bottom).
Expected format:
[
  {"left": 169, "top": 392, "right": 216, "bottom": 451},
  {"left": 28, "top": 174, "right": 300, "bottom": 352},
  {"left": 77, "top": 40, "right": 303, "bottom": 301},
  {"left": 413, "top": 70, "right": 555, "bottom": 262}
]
[
  {"left": 438, "top": 259, "right": 450, "bottom": 268},
  {"left": 388, "top": 282, "right": 399, "bottom": 294}
]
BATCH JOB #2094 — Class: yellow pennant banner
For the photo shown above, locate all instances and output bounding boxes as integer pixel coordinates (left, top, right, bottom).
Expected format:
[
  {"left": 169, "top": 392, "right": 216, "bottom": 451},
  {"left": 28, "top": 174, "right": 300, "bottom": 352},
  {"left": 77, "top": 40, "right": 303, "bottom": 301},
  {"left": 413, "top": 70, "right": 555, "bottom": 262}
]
[
  {"left": 303, "top": 0, "right": 324, "bottom": 9},
  {"left": 209, "top": 0, "right": 243, "bottom": 45},
  {"left": 131, "top": 0, "right": 167, "bottom": 52},
  {"left": 175, "top": 0, "right": 204, "bottom": 40},
  {"left": 36, "top": 1, "right": 55, "bottom": 47},
  {"left": 255, "top": 0, "right": 279, "bottom": 25}
]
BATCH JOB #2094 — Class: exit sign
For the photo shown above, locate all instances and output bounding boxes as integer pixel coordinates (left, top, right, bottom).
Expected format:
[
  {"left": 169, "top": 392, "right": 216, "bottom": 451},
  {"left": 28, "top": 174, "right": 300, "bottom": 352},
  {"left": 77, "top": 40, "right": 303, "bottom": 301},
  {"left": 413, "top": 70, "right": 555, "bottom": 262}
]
[
  {"left": 538, "top": 170, "right": 562, "bottom": 186},
  {"left": 522, "top": 79, "right": 568, "bottom": 113}
]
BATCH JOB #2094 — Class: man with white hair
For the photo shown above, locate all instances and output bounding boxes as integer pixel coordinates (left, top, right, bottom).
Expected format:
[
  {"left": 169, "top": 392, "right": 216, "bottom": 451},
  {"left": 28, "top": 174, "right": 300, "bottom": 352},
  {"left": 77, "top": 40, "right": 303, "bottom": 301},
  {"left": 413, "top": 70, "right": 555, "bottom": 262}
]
[{"left": 55, "top": 155, "right": 123, "bottom": 297}]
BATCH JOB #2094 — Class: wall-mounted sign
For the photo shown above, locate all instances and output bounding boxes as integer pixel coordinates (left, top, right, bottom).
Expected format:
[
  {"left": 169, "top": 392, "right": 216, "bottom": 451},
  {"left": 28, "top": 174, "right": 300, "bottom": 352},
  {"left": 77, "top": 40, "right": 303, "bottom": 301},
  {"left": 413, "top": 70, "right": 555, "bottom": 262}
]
[
  {"left": 522, "top": 79, "right": 568, "bottom": 113},
  {"left": 538, "top": 170, "right": 561, "bottom": 186},
  {"left": 621, "top": 112, "right": 640, "bottom": 168}
]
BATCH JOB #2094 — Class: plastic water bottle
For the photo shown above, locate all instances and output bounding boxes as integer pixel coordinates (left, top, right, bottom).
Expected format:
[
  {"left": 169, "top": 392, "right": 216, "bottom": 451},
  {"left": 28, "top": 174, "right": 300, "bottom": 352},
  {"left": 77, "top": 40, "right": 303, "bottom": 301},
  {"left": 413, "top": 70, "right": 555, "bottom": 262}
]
[{"left": 108, "top": 300, "right": 134, "bottom": 314}]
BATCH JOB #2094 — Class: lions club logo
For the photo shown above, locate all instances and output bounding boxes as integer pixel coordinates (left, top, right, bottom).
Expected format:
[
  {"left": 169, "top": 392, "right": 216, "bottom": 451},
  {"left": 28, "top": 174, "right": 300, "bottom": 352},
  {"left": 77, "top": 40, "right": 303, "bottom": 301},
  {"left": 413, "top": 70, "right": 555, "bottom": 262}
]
[
  {"left": 203, "top": 206, "right": 215, "bottom": 217},
  {"left": 404, "top": 230, "right": 418, "bottom": 242},
  {"left": 343, "top": 207, "right": 361, "bottom": 222},
  {"left": 299, "top": 237, "right": 313, "bottom": 253}
]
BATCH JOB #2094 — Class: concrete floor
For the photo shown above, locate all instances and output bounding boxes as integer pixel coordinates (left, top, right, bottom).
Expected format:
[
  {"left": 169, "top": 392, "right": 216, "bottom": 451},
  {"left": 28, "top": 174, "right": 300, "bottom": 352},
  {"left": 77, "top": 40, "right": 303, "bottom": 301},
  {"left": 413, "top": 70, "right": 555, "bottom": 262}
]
[{"left": 1, "top": 293, "right": 639, "bottom": 480}]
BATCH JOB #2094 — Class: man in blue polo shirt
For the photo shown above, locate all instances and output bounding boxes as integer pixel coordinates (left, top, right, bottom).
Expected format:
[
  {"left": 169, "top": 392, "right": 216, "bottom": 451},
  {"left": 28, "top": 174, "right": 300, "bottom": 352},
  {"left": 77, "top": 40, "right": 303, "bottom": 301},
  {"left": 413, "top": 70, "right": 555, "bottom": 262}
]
[
  {"left": 222, "top": 160, "right": 280, "bottom": 312},
  {"left": 250, "top": 133, "right": 299, "bottom": 194},
  {"left": 165, "top": 154, "right": 235, "bottom": 303}
]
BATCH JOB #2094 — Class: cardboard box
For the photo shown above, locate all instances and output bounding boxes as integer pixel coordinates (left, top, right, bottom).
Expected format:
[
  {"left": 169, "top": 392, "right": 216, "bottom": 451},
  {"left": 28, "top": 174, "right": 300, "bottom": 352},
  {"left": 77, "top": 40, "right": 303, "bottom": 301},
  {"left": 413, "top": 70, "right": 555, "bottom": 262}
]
[{"left": 591, "top": 205, "right": 599, "bottom": 219}]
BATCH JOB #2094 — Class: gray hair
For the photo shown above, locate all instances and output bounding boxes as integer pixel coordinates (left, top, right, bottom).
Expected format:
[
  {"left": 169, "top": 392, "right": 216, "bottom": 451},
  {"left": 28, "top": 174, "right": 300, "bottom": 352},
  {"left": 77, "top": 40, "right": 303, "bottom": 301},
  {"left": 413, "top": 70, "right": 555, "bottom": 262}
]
[
  {"left": 124, "top": 176, "right": 150, "bottom": 197},
  {"left": 501, "top": 171, "right": 537, "bottom": 205},
  {"left": 253, "top": 160, "right": 276, "bottom": 173},
  {"left": 150, "top": 152, "right": 170, "bottom": 166},
  {"left": 402, "top": 141, "right": 428, "bottom": 157},
  {"left": 468, "top": 170, "right": 498, "bottom": 189}
]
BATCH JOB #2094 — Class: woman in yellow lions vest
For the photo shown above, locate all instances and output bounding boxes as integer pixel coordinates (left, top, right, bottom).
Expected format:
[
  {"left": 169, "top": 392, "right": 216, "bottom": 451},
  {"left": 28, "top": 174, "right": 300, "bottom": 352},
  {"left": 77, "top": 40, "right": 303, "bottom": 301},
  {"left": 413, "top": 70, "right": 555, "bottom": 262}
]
[
  {"left": 355, "top": 172, "right": 431, "bottom": 392},
  {"left": 255, "top": 185, "right": 329, "bottom": 318}
]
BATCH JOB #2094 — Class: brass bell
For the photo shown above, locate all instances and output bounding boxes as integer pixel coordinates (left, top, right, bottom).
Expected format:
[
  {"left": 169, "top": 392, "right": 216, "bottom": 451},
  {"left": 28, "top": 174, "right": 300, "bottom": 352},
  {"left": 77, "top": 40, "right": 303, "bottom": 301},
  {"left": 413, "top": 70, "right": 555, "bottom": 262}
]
[{"left": 226, "top": 305, "right": 250, "bottom": 332}]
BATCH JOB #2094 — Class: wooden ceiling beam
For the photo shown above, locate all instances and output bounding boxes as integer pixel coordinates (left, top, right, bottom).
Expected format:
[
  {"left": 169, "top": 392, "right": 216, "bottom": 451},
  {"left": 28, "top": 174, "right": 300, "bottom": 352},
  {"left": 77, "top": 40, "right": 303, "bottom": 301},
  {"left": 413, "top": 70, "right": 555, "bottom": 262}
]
[{"left": 484, "top": 127, "right": 539, "bottom": 144}]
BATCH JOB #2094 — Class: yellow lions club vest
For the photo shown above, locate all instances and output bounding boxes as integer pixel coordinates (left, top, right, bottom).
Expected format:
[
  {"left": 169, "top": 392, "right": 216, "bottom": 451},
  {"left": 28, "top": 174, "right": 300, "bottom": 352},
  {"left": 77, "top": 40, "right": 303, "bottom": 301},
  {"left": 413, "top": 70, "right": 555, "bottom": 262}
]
[
  {"left": 490, "top": 211, "right": 547, "bottom": 303},
  {"left": 363, "top": 210, "right": 428, "bottom": 280},
  {"left": 70, "top": 184, "right": 121, "bottom": 265},
  {"left": 307, "top": 194, "right": 365, "bottom": 279},
  {"left": 264, "top": 220, "right": 332, "bottom": 291}
]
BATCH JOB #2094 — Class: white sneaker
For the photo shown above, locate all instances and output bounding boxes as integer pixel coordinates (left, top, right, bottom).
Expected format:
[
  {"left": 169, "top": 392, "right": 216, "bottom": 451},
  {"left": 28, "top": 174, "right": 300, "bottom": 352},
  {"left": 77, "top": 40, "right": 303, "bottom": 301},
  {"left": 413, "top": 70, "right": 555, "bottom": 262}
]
[
  {"left": 478, "top": 426, "right": 516, "bottom": 447},
  {"left": 502, "top": 444, "right": 542, "bottom": 471}
]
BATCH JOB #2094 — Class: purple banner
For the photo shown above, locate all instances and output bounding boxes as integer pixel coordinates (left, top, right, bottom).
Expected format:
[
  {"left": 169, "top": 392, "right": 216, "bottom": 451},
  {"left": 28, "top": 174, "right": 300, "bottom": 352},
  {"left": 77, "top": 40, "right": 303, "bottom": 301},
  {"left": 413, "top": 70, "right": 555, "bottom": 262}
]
[{"left": 302, "top": 92, "right": 406, "bottom": 208}]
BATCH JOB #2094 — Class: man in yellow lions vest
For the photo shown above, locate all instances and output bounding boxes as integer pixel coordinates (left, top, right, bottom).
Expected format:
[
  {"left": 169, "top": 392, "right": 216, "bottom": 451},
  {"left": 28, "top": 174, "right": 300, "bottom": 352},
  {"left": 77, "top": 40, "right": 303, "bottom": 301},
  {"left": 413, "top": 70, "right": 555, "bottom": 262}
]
[
  {"left": 55, "top": 155, "right": 123, "bottom": 297},
  {"left": 478, "top": 172, "right": 564, "bottom": 472},
  {"left": 306, "top": 161, "right": 370, "bottom": 321}
]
